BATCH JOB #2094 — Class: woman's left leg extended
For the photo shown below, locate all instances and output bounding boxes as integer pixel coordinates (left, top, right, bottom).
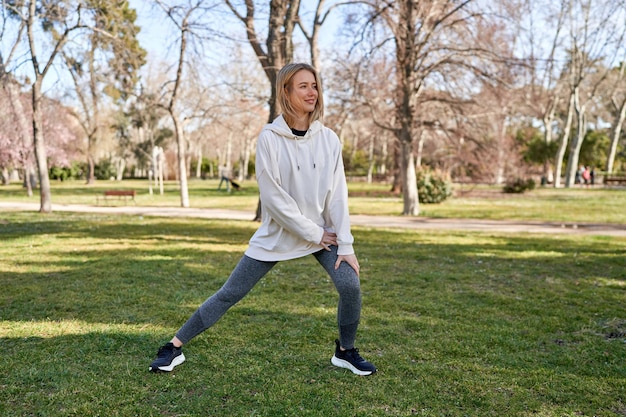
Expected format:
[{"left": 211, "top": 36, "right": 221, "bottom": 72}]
[{"left": 175, "top": 255, "right": 277, "bottom": 344}]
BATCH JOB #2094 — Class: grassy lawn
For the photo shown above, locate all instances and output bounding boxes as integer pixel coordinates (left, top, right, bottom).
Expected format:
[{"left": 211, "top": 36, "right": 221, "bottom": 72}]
[
  {"left": 1, "top": 207, "right": 625, "bottom": 416},
  {"left": 1, "top": 179, "right": 625, "bottom": 224}
]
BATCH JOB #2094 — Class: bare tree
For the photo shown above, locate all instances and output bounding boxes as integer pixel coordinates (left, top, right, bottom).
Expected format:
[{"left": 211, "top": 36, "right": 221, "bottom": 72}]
[
  {"left": 463, "top": 78, "right": 524, "bottom": 184},
  {"left": 605, "top": 61, "right": 626, "bottom": 175},
  {"left": 224, "top": 0, "right": 302, "bottom": 219},
  {"left": 520, "top": 0, "right": 569, "bottom": 185},
  {"left": 0, "top": 35, "right": 36, "bottom": 195},
  {"left": 2, "top": 0, "right": 148, "bottom": 211},
  {"left": 325, "top": 55, "right": 395, "bottom": 184},
  {"left": 347, "top": 0, "right": 497, "bottom": 215},
  {"left": 224, "top": 0, "right": 302, "bottom": 123},
  {"left": 0, "top": 72, "right": 28, "bottom": 184},
  {"left": 155, "top": 0, "right": 219, "bottom": 208},
  {"left": 561, "top": 0, "right": 626, "bottom": 187},
  {"left": 3, "top": 1, "right": 89, "bottom": 212},
  {"left": 296, "top": 0, "right": 347, "bottom": 71},
  {"left": 121, "top": 80, "right": 172, "bottom": 187},
  {"left": 62, "top": 1, "right": 145, "bottom": 184}
]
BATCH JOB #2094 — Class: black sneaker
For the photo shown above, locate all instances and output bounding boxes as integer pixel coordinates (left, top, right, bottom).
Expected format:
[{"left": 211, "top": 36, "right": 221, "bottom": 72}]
[
  {"left": 149, "top": 342, "right": 186, "bottom": 372},
  {"left": 331, "top": 339, "right": 377, "bottom": 376}
]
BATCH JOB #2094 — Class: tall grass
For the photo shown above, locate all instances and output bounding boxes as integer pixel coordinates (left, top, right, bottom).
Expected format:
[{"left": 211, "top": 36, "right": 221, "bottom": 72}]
[{"left": 1, "top": 210, "right": 625, "bottom": 416}]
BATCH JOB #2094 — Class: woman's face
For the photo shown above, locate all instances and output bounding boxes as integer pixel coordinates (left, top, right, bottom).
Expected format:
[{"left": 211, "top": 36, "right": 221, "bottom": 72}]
[{"left": 288, "top": 69, "right": 318, "bottom": 118}]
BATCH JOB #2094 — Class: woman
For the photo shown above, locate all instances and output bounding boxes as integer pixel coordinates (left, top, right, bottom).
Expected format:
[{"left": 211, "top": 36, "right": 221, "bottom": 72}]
[{"left": 149, "top": 63, "right": 377, "bottom": 376}]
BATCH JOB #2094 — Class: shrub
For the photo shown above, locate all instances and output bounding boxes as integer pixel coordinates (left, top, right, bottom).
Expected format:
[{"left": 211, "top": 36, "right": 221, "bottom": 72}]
[
  {"left": 416, "top": 169, "right": 453, "bottom": 203},
  {"left": 342, "top": 148, "right": 370, "bottom": 177},
  {"left": 503, "top": 178, "right": 536, "bottom": 193},
  {"left": 94, "top": 160, "right": 116, "bottom": 180},
  {"left": 49, "top": 162, "right": 84, "bottom": 181},
  {"left": 191, "top": 157, "right": 217, "bottom": 179}
]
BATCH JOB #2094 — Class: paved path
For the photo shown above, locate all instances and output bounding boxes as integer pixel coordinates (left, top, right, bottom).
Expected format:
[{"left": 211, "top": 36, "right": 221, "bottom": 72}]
[{"left": 1, "top": 201, "right": 626, "bottom": 237}]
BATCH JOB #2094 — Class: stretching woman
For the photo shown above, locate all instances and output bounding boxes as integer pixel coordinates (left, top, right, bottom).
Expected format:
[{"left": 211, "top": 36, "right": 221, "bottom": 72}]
[{"left": 149, "top": 63, "right": 377, "bottom": 376}]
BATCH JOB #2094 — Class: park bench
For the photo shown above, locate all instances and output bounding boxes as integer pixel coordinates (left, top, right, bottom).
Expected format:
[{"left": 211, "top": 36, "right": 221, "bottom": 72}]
[
  {"left": 603, "top": 176, "right": 626, "bottom": 186},
  {"left": 97, "top": 189, "right": 136, "bottom": 205}
]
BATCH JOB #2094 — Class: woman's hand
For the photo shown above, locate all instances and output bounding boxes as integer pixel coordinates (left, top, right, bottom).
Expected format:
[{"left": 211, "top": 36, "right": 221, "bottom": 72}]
[
  {"left": 336, "top": 254, "right": 360, "bottom": 277},
  {"left": 319, "top": 230, "right": 360, "bottom": 275},
  {"left": 319, "top": 230, "right": 337, "bottom": 251}
]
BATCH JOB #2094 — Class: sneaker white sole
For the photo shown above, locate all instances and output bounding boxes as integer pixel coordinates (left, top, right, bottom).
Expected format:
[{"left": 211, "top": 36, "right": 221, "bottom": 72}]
[
  {"left": 331, "top": 355, "right": 374, "bottom": 376},
  {"left": 150, "top": 353, "right": 186, "bottom": 372}
]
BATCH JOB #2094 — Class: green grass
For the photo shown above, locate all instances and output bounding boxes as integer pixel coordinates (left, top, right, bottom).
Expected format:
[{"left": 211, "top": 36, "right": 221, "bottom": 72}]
[
  {"left": 0, "top": 179, "right": 261, "bottom": 211},
  {"left": 419, "top": 185, "right": 626, "bottom": 224},
  {"left": 1, "top": 210, "right": 625, "bottom": 416},
  {"left": 2, "top": 179, "right": 625, "bottom": 223}
]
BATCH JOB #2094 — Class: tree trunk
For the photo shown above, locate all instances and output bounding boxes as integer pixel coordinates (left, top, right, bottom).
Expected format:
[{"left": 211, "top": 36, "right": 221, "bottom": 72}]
[
  {"left": 542, "top": 98, "right": 558, "bottom": 184},
  {"left": 564, "top": 87, "right": 586, "bottom": 188},
  {"left": 240, "top": 135, "right": 253, "bottom": 182},
  {"left": 606, "top": 97, "right": 626, "bottom": 175},
  {"left": 172, "top": 115, "right": 189, "bottom": 207},
  {"left": 196, "top": 148, "right": 202, "bottom": 178},
  {"left": 1, "top": 167, "right": 9, "bottom": 185},
  {"left": 86, "top": 49, "right": 98, "bottom": 185},
  {"left": 226, "top": 133, "right": 233, "bottom": 173},
  {"left": 22, "top": 167, "right": 37, "bottom": 194},
  {"left": 380, "top": 137, "right": 388, "bottom": 176},
  {"left": 152, "top": 146, "right": 160, "bottom": 188},
  {"left": 366, "top": 136, "right": 375, "bottom": 183},
  {"left": 400, "top": 141, "right": 419, "bottom": 216},
  {"left": 554, "top": 92, "right": 575, "bottom": 188},
  {"left": 397, "top": 125, "right": 419, "bottom": 213},
  {"left": 116, "top": 158, "right": 125, "bottom": 181},
  {"left": 86, "top": 154, "right": 96, "bottom": 183},
  {"left": 494, "top": 116, "right": 507, "bottom": 185},
  {"left": 415, "top": 131, "right": 424, "bottom": 168},
  {"left": 4, "top": 80, "right": 35, "bottom": 197},
  {"left": 32, "top": 79, "right": 52, "bottom": 212},
  {"left": 390, "top": 142, "right": 401, "bottom": 193},
  {"left": 158, "top": 151, "right": 164, "bottom": 196}
]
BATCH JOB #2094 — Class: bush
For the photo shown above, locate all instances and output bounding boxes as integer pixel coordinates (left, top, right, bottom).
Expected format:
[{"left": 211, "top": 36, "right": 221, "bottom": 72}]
[
  {"left": 416, "top": 169, "right": 453, "bottom": 204},
  {"left": 191, "top": 157, "right": 217, "bottom": 179},
  {"left": 342, "top": 148, "right": 370, "bottom": 177},
  {"left": 49, "top": 162, "right": 84, "bottom": 181},
  {"left": 503, "top": 178, "right": 536, "bottom": 194},
  {"left": 94, "top": 160, "right": 116, "bottom": 180}
]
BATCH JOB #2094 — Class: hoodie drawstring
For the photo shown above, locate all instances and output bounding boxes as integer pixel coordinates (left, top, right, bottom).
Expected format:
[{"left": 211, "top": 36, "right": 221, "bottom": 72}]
[
  {"left": 294, "top": 134, "right": 316, "bottom": 170},
  {"left": 295, "top": 136, "right": 300, "bottom": 171}
]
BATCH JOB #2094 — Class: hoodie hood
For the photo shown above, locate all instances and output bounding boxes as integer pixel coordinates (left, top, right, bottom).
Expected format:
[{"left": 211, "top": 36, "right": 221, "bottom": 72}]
[
  {"left": 263, "top": 114, "right": 323, "bottom": 139},
  {"left": 263, "top": 114, "right": 323, "bottom": 170}
]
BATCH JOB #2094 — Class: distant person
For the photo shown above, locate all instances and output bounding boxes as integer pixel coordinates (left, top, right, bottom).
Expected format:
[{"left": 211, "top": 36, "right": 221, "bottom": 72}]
[
  {"left": 575, "top": 165, "right": 584, "bottom": 185},
  {"left": 217, "top": 164, "right": 231, "bottom": 192},
  {"left": 148, "top": 63, "right": 377, "bottom": 376},
  {"left": 582, "top": 166, "right": 591, "bottom": 187},
  {"left": 590, "top": 167, "right": 595, "bottom": 186}
]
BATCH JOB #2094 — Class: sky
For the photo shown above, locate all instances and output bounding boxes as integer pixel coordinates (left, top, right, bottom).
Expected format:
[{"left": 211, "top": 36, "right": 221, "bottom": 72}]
[
  {"left": 127, "top": 0, "right": 345, "bottom": 69},
  {"left": 1, "top": 0, "right": 354, "bottom": 98},
  {"left": 127, "top": 0, "right": 173, "bottom": 64}
]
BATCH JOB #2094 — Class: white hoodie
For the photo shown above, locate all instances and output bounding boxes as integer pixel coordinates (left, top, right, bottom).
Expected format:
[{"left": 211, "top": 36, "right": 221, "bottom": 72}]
[{"left": 245, "top": 115, "right": 354, "bottom": 261}]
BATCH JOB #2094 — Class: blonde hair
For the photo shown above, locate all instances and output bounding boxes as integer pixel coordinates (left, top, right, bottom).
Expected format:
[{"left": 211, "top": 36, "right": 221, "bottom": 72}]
[{"left": 276, "top": 63, "right": 324, "bottom": 127}]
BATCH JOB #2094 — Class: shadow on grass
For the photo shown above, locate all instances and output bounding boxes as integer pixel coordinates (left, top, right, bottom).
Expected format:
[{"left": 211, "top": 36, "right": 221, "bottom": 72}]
[
  {"left": 2, "top": 212, "right": 626, "bottom": 415},
  {"left": 1, "top": 212, "right": 624, "bottom": 326},
  {"left": 0, "top": 210, "right": 255, "bottom": 241}
]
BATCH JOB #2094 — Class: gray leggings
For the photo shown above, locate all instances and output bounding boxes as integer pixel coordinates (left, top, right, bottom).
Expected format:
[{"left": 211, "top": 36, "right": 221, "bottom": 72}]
[{"left": 175, "top": 246, "right": 362, "bottom": 349}]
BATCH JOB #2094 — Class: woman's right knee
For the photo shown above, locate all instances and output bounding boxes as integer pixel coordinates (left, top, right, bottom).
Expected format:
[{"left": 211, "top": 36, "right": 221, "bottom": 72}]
[{"left": 215, "top": 285, "right": 249, "bottom": 305}]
